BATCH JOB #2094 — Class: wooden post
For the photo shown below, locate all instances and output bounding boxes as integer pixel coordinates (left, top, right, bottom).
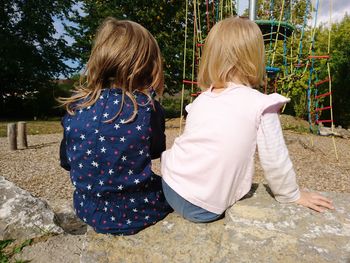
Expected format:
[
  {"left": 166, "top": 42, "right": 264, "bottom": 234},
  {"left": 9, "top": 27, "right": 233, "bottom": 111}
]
[
  {"left": 18, "top": 121, "right": 28, "bottom": 148},
  {"left": 7, "top": 123, "right": 17, "bottom": 151}
]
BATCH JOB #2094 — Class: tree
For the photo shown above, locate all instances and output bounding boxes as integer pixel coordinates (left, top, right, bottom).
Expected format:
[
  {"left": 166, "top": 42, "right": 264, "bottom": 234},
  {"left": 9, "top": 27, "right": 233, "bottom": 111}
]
[
  {"left": 66, "top": 0, "right": 186, "bottom": 94},
  {"left": 328, "top": 14, "right": 350, "bottom": 127},
  {"left": 0, "top": 0, "right": 75, "bottom": 118}
]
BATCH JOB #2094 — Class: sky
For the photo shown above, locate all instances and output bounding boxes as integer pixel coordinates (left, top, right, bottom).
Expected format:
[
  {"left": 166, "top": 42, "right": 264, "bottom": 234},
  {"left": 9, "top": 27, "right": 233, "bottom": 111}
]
[{"left": 237, "top": 0, "right": 350, "bottom": 24}]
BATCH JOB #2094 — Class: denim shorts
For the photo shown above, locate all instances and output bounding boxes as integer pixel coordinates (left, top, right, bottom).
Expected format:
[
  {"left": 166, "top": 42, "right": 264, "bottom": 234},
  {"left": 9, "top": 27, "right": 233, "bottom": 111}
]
[{"left": 162, "top": 179, "right": 223, "bottom": 223}]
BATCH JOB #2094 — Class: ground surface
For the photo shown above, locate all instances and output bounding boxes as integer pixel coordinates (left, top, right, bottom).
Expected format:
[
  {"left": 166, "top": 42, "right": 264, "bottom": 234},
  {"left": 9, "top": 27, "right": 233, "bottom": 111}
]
[
  {"left": 0, "top": 116, "right": 349, "bottom": 262},
  {"left": 0, "top": 116, "right": 349, "bottom": 207}
]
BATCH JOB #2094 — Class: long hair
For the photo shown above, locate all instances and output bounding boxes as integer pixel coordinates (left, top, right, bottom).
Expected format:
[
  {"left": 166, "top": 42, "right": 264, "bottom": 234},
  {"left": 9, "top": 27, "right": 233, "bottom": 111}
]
[
  {"left": 59, "top": 17, "right": 164, "bottom": 123},
  {"left": 198, "top": 16, "right": 265, "bottom": 90}
]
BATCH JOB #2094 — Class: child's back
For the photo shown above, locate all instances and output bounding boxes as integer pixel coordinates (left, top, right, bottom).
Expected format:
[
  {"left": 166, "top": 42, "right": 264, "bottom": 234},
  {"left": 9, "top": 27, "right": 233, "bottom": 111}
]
[
  {"left": 162, "top": 84, "right": 289, "bottom": 214},
  {"left": 161, "top": 16, "right": 334, "bottom": 223},
  {"left": 59, "top": 17, "right": 172, "bottom": 235},
  {"left": 62, "top": 89, "right": 170, "bottom": 234}
]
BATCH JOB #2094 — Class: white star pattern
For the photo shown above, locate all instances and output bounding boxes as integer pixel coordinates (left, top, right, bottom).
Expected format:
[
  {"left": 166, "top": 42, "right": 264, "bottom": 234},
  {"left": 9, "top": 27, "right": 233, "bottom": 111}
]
[{"left": 62, "top": 90, "right": 169, "bottom": 233}]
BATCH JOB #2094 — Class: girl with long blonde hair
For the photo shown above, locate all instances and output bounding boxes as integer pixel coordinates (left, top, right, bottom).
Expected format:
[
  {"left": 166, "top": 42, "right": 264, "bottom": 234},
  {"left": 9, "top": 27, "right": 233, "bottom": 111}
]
[
  {"left": 59, "top": 17, "right": 172, "bottom": 235},
  {"left": 161, "top": 17, "right": 334, "bottom": 223}
]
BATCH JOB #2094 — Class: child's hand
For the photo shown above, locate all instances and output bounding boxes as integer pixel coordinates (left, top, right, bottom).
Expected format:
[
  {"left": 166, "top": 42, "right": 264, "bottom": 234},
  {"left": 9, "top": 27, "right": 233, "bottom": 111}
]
[{"left": 295, "top": 190, "right": 335, "bottom": 212}]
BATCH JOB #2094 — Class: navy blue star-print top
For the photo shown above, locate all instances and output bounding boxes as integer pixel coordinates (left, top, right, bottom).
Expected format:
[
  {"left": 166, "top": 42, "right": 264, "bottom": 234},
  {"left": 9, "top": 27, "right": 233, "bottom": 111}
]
[{"left": 60, "top": 88, "right": 172, "bottom": 235}]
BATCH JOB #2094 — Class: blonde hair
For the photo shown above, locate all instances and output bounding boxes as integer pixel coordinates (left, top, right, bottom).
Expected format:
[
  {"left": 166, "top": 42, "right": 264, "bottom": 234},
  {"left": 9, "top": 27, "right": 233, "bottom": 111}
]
[
  {"left": 198, "top": 16, "right": 265, "bottom": 90},
  {"left": 60, "top": 17, "right": 164, "bottom": 122}
]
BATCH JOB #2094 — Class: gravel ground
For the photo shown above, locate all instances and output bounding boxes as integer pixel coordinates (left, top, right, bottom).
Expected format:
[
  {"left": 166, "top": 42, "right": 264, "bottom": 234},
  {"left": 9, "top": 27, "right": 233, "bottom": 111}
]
[{"left": 0, "top": 118, "right": 349, "bottom": 207}]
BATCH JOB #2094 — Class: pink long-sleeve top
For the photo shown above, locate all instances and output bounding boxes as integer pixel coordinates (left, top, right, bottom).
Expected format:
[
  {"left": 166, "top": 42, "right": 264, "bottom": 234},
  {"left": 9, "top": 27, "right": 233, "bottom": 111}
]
[{"left": 161, "top": 83, "right": 300, "bottom": 214}]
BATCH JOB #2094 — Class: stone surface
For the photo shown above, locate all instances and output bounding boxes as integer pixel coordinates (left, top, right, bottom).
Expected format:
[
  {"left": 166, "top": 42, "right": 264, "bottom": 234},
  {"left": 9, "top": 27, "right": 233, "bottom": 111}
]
[
  {"left": 48, "top": 199, "right": 87, "bottom": 235},
  {"left": 14, "top": 234, "right": 85, "bottom": 263},
  {"left": 0, "top": 176, "right": 63, "bottom": 241},
  {"left": 81, "top": 184, "right": 350, "bottom": 263},
  {"left": 319, "top": 125, "right": 350, "bottom": 139}
]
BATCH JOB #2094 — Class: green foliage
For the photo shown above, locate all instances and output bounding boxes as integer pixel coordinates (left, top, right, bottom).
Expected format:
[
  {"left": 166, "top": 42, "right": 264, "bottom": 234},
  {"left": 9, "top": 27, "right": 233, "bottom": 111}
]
[
  {"left": 66, "top": 0, "right": 186, "bottom": 94},
  {"left": 329, "top": 14, "right": 350, "bottom": 127},
  {"left": 0, "top": 239, "right": 32, "bottom": 263},
  {"left": 0, "top": 0, "right": 75, "bottom": 118},
  {"left": 161, "top": 95, "right": 190, "bottom": 118}
]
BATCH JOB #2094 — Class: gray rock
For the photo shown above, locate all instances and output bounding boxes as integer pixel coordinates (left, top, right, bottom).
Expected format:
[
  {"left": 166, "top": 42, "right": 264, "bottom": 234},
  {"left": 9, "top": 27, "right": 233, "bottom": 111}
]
[
  {"left": 319, "top": 125, "right": 350, "bottom": 139},
  {"left": 14, "top": 234, "right": 85, "bottom": 263},
  {"left": 81, "top": 184, "right": 350, "bottom": 263},
  {"left": 48, "top": 199, "right": 87, "bottom": 235},
  {"left": 0, "top": 176, "right": 63, "bottom": 241}
]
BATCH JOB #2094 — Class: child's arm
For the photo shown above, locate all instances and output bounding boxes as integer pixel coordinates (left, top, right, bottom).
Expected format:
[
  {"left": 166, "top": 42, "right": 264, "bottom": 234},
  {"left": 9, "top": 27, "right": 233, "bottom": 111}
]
[
  {"left": 150, "top": 100, "right": 166, "bottom": 159},
  {"left": 59, "top": 117, "right": 71, "bottom": 171},
  {"left": 257, "top": 112, "right": 334, "bottom": 212}
]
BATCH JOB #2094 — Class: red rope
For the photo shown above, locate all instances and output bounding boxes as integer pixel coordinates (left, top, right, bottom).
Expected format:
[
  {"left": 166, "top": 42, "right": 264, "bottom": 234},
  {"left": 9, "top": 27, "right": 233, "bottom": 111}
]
[
  {"left": 316, "top": 106, "right": 332, "bottom": 111},
  {"left": 315, "top": 91, "right": 332, "bottom": 99}
]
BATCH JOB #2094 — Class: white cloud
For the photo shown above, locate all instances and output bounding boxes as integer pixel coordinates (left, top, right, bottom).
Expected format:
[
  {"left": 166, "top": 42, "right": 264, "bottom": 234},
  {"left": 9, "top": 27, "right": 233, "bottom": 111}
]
[
  {"left": 318, "top": 0, "right": 350, "bottom": 24},
  {"left": 237, "top": 0, "right": 349, "bottom": 25}
]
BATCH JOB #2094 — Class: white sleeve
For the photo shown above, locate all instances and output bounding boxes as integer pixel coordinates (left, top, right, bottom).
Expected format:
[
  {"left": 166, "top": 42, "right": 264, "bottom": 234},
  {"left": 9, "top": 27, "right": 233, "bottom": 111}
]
[{"left": 257, "top": 112, "right": 300, "bottom": 203}]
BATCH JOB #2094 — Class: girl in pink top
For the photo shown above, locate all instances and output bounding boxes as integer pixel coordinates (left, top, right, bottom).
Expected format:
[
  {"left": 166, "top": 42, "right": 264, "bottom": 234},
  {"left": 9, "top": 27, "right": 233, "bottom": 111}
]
[{"left": 161, "top": 16, "right": 334, "bottom": 223}]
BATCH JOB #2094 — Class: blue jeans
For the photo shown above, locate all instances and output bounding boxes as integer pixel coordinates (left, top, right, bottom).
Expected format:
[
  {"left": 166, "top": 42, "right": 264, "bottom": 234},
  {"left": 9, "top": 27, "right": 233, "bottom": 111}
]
[{"left": 162, "top": 179, "right": 223, "bottom": 223}]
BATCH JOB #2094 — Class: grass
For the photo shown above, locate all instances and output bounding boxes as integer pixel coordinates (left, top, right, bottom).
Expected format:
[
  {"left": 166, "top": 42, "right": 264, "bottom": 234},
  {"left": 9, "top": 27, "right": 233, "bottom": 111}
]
[
  {"left": 0, "top": 114, "right": 311, "bottom": 137},
  {"left": 0, "top": 239, "right": 32, "bottom": 263},
  {"left": 0, "top": 121, "right": 62, "bottom": 137}
]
